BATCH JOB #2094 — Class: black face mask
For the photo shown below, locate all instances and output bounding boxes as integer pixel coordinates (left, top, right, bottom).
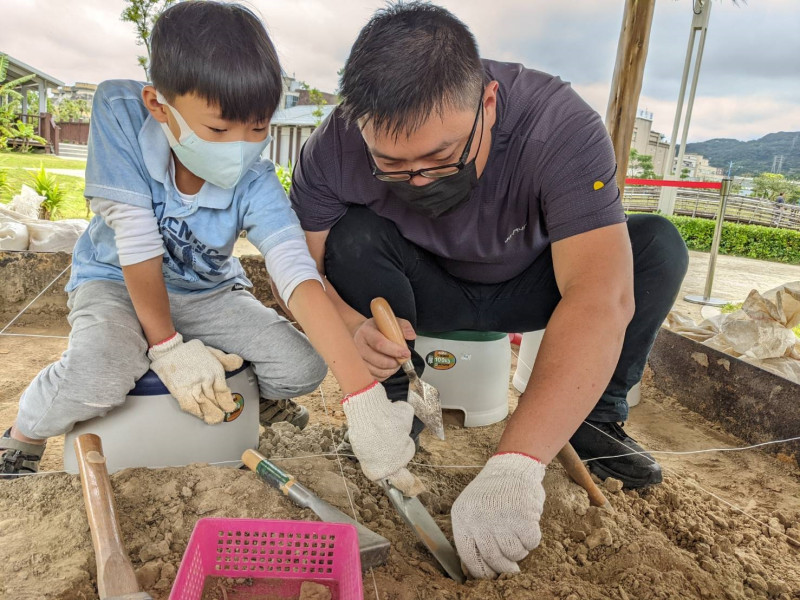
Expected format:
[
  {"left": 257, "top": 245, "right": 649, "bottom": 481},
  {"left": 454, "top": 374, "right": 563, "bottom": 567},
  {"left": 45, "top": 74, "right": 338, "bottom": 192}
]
[{"left": 386, "top": 159, "right": 479, "bottom": 219}]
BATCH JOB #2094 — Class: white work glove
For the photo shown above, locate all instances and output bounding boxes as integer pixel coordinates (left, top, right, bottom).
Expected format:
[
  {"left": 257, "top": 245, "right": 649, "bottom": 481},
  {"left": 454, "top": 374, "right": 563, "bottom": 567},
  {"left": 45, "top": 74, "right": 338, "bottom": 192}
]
[
  {"left": 342, "top": 381, "right": 424, "bottom": 496},
  {"left": 148, "top": 332, "right": 244, "bottom": 425},
  {"left": 452, "top": 452, "right": 546, "bottom": 579}
]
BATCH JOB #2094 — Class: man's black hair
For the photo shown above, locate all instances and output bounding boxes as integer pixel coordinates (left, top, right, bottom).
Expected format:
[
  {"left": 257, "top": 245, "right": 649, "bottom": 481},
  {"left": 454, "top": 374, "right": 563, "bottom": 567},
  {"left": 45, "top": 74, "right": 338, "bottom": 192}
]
[
  {"left": 339, "top": 1, "right": 484, "bottom": 138},
  {"left": 150, "top": 1, "right": 282, "bottom": 123}
]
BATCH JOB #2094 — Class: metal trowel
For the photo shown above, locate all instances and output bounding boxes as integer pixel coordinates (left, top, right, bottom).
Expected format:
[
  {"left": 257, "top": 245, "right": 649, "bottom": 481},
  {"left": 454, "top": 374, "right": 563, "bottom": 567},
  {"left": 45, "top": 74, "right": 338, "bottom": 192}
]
[
  {"left": 371, "top": 297, "right": 446, "bottom": 440},
  {"left": 381, "top": 480, "right": 466, "bottom": 583}
]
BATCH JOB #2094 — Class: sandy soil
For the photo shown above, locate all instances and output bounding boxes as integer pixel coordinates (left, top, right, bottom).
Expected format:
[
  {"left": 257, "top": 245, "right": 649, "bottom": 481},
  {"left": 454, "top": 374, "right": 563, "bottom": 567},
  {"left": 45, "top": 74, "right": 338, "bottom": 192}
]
[{"left": 1, "top": 319, "right": 799, "bottom": 600}]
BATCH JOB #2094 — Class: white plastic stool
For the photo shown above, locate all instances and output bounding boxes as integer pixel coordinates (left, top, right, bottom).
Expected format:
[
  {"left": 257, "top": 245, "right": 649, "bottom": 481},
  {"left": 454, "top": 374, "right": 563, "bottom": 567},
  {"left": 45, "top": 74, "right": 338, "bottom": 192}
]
[
  {"left": 415, "top": 331, "right": 511, "bottom": 427},
  {"left": 512, "top": 330, "right": 642, "bottom": 406},
  {"left": 63, "top": 363, "right": 260, "bottom": 474}
]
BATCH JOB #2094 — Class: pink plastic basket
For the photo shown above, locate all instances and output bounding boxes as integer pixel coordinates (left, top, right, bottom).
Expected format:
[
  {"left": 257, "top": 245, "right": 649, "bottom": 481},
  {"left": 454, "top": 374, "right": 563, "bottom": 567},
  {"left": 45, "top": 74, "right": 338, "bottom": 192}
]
[{"left": 169, "top": 518, "right": 363, "bottom": 600}]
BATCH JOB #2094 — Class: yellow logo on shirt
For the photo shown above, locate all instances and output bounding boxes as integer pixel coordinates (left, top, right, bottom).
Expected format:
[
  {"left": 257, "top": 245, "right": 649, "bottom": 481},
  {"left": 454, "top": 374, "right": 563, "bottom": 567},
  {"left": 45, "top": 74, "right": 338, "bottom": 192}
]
[{"left": 593, "top": 181, "right": 605, "bottom": 191}]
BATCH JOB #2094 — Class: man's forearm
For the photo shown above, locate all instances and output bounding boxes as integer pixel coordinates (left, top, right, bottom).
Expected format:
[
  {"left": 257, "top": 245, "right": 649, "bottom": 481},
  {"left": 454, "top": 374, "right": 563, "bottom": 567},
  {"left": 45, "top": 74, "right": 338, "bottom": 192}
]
[
  {"left": 121, "top": 257, "right": 175, "bottom": 346},
  {"left": 497, "top": 293, "right": 632, "bottom": 464}
]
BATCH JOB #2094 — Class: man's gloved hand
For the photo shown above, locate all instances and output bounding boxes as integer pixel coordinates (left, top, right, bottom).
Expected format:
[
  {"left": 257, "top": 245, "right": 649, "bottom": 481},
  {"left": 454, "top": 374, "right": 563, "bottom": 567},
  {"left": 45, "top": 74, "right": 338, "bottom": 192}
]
[
  {"left": 148, "top": 332, "right": 244, "bottom": 425},
  {"left": 452, "top": 452, "right": 546, "bottom": 579},
  {"left": 342, "top": 381, "right": 424, "bottom": 496}
]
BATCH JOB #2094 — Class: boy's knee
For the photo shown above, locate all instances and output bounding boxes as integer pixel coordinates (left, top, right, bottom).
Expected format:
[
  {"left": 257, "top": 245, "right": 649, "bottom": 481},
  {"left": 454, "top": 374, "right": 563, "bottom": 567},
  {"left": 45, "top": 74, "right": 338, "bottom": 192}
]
[
  {"left": 257, "top": 351, "right": 327, "bottom": 399},
  {"left": 286, "top": 353, "right": 328, "bottom": 396}
]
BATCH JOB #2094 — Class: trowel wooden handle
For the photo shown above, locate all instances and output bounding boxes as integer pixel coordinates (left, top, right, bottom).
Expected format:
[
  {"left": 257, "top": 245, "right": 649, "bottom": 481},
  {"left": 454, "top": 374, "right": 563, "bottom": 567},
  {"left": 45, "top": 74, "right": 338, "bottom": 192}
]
[
  {"left": 370, "top": 297, "right": 409, "bottom": 366},
  {"left": 75, "top": 434, "right": 148, "bottom": 600},
  {"left": 556, "top": 442, "right": 611, "bottom": 509}
]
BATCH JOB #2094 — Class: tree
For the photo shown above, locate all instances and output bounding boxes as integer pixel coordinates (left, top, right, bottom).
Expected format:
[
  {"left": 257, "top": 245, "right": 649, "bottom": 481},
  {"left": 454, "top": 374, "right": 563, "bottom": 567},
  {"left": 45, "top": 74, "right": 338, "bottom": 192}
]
[
  {"left": 628, "top": 149, "right": 657, "bottom": 179},
  {"left": 55, "top": 99, "right": 91, "bottom": 122},
  {"left": 752, "top": 172, "right": 796, "bottom": 201},
  {"left": 680, "top": 167, "right": 690, "bottom": 180},
  {"left": 121, "top": 0, "right": 178, "bottom": 79},
  {"left": 335, "top": 66, "right": 345, "bottom": 97},
  {"left": 300, "top": 82, "right": 328, "bottom": 126}
]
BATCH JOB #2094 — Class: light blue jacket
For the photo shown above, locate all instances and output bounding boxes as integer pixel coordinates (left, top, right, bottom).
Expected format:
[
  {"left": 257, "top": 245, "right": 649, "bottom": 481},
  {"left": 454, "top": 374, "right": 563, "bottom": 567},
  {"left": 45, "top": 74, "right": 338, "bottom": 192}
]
[{"left": 67, "top": 79, "right": 303, "bottom": 294}]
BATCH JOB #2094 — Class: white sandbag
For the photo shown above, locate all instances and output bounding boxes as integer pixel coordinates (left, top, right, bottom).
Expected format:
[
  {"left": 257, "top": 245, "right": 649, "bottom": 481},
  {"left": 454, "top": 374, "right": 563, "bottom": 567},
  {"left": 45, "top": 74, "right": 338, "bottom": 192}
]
[
  {"left": 8, "top": 185, "right": 44, "bottom": 219},
  {"left": 0, "top": 218, "right": 29, "bottom": 250},
  {"left": 26, "top": 219, "right": 87, "bottom": 252}
]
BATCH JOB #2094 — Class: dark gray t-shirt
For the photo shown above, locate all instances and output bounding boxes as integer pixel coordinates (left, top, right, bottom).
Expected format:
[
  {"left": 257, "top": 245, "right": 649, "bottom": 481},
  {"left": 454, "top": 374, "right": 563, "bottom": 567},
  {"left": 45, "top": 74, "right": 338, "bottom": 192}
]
[{"left": 290, "top": 59, "right": 625, "bottom": 284}]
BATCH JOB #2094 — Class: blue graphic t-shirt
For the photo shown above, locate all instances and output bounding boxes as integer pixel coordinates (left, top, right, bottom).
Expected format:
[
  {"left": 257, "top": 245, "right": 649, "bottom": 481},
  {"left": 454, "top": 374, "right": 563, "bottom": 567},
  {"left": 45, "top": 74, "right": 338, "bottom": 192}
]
[{"left": 67, "top": 79, "right": 304, "bottom": 293}]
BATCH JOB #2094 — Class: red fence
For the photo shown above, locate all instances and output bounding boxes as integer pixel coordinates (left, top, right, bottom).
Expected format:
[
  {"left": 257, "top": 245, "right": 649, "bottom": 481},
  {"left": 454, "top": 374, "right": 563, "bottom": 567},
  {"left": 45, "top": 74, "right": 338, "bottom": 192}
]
[
  {"left": 625, "top": 178, "right": 722, "bottom": 190},
  {"left": 57, "top": 121, "right": 89, "bottom": 145}
]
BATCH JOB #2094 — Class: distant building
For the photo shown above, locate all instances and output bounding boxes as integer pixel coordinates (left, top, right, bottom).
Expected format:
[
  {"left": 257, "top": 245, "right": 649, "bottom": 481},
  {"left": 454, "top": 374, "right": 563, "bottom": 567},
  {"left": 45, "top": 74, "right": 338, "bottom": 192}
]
[
  {"left": 0, "top": 52, "right": 63, "bottom": 114},
  {"left": 281, "top": 75, "right": 303, "bottom": 109},
  {"left": 674, "top": 153, "right": 722, "bottom": 180},
  {"left": 281, "top": 75, "right": 337, "bottom": 109},
  {"left": 267, "top": 104, "right": 337, "bottom": 167},
  {"left": 630, "top": 110, "right": 671, "bottom": 176},
  {"left": 53, "top": 82, "right": 97, "bottom": 103}
]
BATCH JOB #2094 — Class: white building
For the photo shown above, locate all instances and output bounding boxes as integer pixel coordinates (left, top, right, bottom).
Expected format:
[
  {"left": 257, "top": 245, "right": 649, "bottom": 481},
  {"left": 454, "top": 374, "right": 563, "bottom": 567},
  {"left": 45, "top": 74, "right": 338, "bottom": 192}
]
[
  {"left": 267, "top": 104, "right": 336, "bottom": 167},
  {"left": 630, "top": 110, "right": 671, "bottom": 176}
]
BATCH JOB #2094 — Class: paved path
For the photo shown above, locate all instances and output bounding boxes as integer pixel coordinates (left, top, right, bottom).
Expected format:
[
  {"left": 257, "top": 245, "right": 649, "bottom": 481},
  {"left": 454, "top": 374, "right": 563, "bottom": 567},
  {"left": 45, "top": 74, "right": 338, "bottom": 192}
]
[
  {"left": 676, "top": 250, "right": 800, "bottom": 321},
  {"left": 21, "top": 167, "right": 84, "bottom": 178}
]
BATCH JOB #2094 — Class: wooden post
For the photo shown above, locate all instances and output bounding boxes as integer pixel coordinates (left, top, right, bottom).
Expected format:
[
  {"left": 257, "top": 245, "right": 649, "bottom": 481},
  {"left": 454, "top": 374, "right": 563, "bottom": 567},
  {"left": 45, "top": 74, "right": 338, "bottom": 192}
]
[{"left": 605, "top": 0, "right": 656, "bottom": 196}]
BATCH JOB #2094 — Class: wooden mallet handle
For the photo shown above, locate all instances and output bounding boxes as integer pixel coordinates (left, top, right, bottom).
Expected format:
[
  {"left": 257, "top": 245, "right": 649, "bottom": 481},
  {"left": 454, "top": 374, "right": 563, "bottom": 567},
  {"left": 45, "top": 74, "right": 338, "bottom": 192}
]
[
  {"left": 556, "top": 442, "right": 612, "bottom": 510},
  {"left": 75, "top": 434, "right": 150, "bottom": 599}
]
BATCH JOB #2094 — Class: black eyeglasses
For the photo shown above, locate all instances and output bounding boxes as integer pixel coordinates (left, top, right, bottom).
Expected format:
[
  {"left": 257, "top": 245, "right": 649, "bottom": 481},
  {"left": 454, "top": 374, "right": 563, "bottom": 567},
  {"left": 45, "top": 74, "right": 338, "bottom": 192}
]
[{"left": 365, "top": 96, "right": 484, "bottom": 183}]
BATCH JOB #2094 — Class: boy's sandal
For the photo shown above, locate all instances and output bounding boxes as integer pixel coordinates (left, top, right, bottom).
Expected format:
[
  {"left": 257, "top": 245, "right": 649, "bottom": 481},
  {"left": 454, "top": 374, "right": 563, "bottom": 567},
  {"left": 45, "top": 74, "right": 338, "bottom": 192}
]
[{"left": 1, "top": 428, "right": 46, "bottom": 477}]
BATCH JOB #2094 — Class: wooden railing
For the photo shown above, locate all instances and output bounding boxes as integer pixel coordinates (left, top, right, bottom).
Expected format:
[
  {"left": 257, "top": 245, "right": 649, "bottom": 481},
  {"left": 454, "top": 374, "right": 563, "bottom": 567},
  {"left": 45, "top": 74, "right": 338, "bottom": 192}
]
[
  {"left": 622, "top": 186, "right": 800, "bottom": 231},
  {"left": 10, "top": 112, "right": 60, "bottom": 154}
]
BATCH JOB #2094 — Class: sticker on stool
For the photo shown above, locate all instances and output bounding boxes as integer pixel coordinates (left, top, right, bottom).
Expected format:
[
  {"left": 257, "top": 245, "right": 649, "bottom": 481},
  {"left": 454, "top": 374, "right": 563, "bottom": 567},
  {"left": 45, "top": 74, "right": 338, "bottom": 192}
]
[
  {"left": 426, "top": 350, "right": 456, "bottom": 370},
  {"left": 223, "top": 393, "right": 245, "bottom": 422}
]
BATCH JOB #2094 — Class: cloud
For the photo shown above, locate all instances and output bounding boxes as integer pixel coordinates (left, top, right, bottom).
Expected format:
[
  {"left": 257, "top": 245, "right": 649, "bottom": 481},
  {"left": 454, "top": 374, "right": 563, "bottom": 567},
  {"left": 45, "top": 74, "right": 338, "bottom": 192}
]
[{"left": 2, "top": 0, "right": 798, "bottom": 142}]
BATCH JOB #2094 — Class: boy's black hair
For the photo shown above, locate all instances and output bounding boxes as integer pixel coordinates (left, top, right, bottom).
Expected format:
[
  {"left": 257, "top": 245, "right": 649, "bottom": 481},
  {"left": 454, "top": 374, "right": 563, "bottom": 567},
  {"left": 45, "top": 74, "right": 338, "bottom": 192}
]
[
  {"left": 339, "top": 2, "right": 484, "bottom": 138},
  {"left": 150, "top": 1, "right": 282, "bottom": 123}
]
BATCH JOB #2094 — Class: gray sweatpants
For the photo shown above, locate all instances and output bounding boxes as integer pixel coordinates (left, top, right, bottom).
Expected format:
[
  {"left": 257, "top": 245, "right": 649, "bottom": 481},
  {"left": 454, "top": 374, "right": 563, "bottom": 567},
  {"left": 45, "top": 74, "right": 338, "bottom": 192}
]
[{"left": 15, "top": 280, "right": 327, "bottom": 439}]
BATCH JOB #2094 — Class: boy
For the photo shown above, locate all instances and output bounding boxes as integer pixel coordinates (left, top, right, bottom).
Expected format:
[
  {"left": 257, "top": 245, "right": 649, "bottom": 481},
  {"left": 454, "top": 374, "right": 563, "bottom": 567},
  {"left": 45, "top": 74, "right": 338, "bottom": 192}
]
[{"left": 1, "top": 1, "right": 418, "bottom": 493}]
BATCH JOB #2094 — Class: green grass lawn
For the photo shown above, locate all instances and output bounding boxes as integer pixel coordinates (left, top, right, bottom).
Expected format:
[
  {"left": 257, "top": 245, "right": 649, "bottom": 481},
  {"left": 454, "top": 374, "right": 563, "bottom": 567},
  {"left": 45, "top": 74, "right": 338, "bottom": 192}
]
[
  {"left": 0, "top": 149, "right": 86, "bottom": 171},
  {"left": 1, "top": 166, "right": 89, "bottom": 220}
]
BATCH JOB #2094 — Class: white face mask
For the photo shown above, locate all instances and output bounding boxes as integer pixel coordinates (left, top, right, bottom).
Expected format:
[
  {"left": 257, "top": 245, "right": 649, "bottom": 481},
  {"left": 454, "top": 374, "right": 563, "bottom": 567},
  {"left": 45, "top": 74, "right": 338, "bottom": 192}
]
[{"left": 156, "top": 91, "right": 271, "bottom": 189}]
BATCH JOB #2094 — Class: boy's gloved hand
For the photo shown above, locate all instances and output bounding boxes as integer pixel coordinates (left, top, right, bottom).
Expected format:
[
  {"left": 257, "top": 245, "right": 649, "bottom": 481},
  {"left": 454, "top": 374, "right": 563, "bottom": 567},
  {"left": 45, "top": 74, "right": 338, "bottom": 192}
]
[
  {"left": 452, "top": 452, "right": 546, "bottom": 579},
  {"left": 148, "top": 332, "right": 243, "bottom": 424},
  {"left": 342, "top": 381, "right": 424, "bottom": 497}
]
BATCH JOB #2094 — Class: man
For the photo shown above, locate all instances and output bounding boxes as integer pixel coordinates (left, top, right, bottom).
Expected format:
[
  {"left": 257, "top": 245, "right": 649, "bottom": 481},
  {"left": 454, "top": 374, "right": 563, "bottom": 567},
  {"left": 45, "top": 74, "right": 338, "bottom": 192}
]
[{"left": 290, "top": 2, "right": 688, "bottom": 579}]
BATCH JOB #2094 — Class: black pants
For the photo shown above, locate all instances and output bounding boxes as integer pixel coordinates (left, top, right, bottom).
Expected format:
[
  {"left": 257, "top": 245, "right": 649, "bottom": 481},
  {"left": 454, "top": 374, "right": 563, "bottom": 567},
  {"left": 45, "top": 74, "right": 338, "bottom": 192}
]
[{"left": 325, "top": 207, "right": 688, "bottom": 428}]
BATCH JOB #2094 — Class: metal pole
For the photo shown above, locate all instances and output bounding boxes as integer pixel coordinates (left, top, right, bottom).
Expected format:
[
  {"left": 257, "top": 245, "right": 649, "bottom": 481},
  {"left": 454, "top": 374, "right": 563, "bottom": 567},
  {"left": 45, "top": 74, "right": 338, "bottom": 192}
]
[
  {"left": 658, "top": 0, "right": 712, "bottom": 215},
  {"left": 674, "top": 15, "right": 711, "bottom": 185},
  {"left": 657, "top": 28, "right": 695, "bottom": 215},
  {"left": 685, "top": 177, "right": 731, "bottom": 307}
]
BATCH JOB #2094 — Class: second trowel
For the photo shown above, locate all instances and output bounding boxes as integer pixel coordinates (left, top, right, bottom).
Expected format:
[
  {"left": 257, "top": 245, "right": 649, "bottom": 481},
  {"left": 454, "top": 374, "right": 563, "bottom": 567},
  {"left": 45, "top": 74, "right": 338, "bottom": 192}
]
[{"left": 371, "top": 297, "right": 445, "bottom": 440}]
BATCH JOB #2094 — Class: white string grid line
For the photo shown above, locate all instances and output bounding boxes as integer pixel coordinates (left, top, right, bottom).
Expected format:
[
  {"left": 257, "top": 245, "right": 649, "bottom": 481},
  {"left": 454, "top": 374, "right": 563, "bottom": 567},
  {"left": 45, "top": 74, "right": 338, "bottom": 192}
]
[
  {"left": 315, "top": 385, "right": 381, "bottom": 600},
  {"left": 6, "top": 429, "right": 800, "bottom": 479},
  {"left": 509, "top": 345, "right": 798, "bottom": 544},
  {"left": 581, "top": 420, "right": 796, "bottom": 544},
  {"left": 0, "top": 262, "right": 72, "bottom": 336},
  {"left": 3, "top": 274, "right": 798, "bottom": 577}
]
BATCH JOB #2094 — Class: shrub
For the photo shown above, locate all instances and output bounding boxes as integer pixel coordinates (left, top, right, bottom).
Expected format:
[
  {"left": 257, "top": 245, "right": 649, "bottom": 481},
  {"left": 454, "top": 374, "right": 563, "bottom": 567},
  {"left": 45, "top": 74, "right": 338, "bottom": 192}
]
[
  {"left": 275, "top": 162, "right": 292, "bottom": 195},
  {"left": 0, "top": 168, "right": 8, "bottom": 197},
  {"left": 662, "top": 214, "right": 800, "bottom": 265}
]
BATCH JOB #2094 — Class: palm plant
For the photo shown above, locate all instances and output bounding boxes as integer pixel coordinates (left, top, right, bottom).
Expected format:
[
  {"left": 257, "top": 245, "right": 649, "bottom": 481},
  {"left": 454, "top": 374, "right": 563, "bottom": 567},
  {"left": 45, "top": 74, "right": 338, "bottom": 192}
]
[{"left": 29, "top": 165, "right": 66, "bottom": 220}]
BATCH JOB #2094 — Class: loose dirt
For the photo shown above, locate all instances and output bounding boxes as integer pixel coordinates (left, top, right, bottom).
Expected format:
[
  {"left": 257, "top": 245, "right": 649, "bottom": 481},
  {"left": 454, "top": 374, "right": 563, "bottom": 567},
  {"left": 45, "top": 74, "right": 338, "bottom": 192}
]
[{"left": 1, "top": 322, "right": 799, "bottom": 600}]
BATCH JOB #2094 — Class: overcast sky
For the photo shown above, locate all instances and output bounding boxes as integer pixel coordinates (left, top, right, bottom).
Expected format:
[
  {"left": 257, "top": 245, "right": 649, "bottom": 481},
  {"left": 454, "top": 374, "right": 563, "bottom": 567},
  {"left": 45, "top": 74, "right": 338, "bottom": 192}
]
[{"left": 3, "top": 0, "right": 799, "bottom": 143}]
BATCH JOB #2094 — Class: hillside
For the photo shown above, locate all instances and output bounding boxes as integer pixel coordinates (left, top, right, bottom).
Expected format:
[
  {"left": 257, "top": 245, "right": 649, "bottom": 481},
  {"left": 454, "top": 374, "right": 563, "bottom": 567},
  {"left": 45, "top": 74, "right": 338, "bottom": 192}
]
[{"left": 685, "top": 131, "right": 800, "bottom": 178}]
